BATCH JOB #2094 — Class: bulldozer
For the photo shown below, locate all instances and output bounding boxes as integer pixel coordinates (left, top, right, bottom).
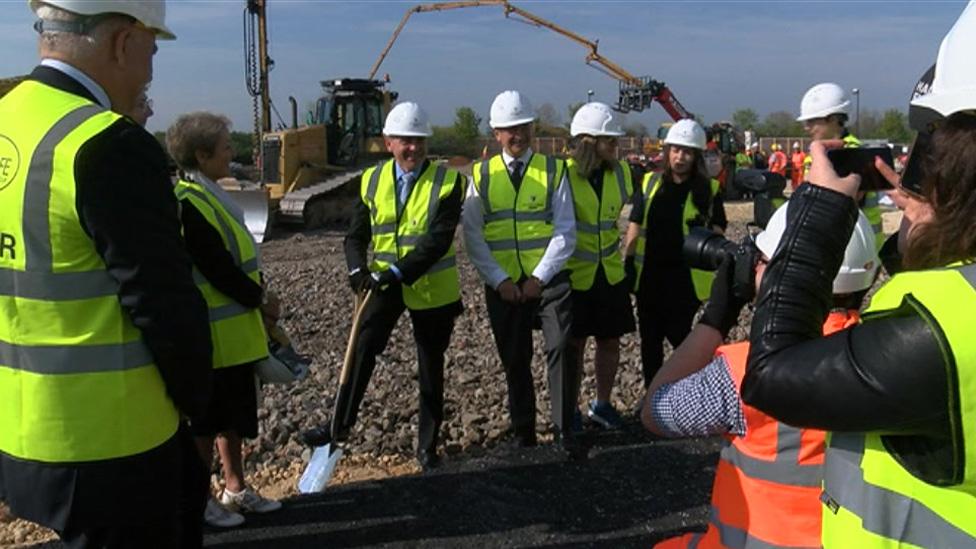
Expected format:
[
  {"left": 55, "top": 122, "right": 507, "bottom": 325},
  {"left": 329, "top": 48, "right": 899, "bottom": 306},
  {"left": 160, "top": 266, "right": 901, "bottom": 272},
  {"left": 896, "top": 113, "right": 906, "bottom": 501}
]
[{"left": 237, "top": 0, "right": 398, "bottom": 239}]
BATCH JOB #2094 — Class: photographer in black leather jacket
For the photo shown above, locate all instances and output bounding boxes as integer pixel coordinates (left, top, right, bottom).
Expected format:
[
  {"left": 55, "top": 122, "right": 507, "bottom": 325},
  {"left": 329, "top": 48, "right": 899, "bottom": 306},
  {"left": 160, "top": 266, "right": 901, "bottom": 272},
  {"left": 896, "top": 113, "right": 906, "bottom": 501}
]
[{"left": 740, "top": 9, "right": 976, "bottom": 540}]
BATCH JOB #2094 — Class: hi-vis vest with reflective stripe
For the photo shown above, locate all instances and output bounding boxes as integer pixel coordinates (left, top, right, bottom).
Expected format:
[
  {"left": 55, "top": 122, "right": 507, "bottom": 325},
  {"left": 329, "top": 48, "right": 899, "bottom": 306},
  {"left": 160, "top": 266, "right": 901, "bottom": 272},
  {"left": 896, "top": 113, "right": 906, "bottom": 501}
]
[
  {"left": 362, "top": 160, "right": 461, "bottom": 310},
  {"left": 656, "top": 310, "right": 859, "bottom": 549},
  {"left": 820, "top": 263, "right": 976, "bottom": 548},
  {"left": 566, "top": 159, "right": 633, "bottom": 291},
  {"left": 0, "top": 80, "right": 179, "bottom": 463},
  {"left": 175, "top": 179, "right": 267, "bottom": 369},
  {"left": 472, "top": 154, "right": 564, "bottom": 282},
  {"left": 633, "top": 172, "right": 720, "bottom": 300}
]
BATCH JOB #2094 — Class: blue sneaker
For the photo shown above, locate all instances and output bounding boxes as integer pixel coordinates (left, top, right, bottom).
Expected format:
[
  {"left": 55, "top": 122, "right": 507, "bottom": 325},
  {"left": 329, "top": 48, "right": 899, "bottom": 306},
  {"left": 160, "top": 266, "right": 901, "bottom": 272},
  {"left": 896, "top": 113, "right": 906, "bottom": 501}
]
[{"left": 588, "top": 400, "right": 623, "bottom": 430}]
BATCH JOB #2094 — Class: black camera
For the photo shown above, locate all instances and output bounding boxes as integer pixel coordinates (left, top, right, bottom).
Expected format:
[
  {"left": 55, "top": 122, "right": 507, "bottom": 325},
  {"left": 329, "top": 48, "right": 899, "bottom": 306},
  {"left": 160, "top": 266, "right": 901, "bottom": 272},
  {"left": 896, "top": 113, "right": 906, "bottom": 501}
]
[{"left": 683, "top": 227, "right": 759, "bottom": 302}]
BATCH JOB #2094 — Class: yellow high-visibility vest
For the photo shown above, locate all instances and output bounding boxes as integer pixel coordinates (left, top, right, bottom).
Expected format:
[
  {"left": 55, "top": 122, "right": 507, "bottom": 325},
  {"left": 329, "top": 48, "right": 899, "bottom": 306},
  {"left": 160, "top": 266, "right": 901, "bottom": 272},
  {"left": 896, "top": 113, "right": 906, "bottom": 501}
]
[
  {"left": 820, "top": 262, "right": 976, "bottom": 547},
  {"left": 566, "top": 159, "right": 632, "bottom": 291},
  {"left": 471, "top": 154, "right": 565, "bottom": 282},
  {"left": 633, "top": 172, "right": 720, "bottom": 300},
  {"left": 175, "top": 178, "right": 268, "bottom": 368},
  {"left": 0, "top": 80, "right": 178, "bottom": 463},
  {"left": 361, "top": 159, "right": 462, "bottom": 310}
]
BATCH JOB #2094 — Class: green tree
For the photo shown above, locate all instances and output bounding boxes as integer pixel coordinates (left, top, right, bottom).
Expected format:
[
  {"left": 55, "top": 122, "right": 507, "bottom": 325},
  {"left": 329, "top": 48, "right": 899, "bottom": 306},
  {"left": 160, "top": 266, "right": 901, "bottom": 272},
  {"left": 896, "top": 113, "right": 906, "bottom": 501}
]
[
  {"left": 452, "top": 107, "right": 482, "bottom": 141},
  {"left": 536, "top": 102, "right": 569, "bottom": 137},
  {"left": 871, "top": 109, "right": 912, "bottom": 143},
  {"left": 229, "top": 131, "right": 255, "bottom": 165},
  {"left": 759, "top": 111, "right": 805, "bottom": 137},
  {"left": 623, "top": 120, "right": 649, "bottom": 137},
  {"left": 731, "top": 108, "right": 760, "bottom": 131}
]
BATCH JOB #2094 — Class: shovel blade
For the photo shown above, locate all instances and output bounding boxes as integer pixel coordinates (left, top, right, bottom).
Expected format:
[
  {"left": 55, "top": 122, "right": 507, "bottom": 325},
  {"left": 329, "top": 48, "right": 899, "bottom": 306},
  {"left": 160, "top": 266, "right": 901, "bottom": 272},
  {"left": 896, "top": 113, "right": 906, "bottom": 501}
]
[{"left": 298, "top": 444, "right": 344, "bottom": 494}]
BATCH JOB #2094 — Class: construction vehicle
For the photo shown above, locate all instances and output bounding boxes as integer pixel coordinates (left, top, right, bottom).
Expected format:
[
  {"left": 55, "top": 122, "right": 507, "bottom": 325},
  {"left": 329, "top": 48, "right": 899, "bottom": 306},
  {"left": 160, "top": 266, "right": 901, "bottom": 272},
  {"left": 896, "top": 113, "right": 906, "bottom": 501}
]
[
  {"left": 239, "top": 0, "right": 398, "bottom": 236},
  {"left": 370, "top": 0, "right": 743, "bottom": 180},
  {"left": 378, "top": 4, "right": 745, "bottom": 187}
]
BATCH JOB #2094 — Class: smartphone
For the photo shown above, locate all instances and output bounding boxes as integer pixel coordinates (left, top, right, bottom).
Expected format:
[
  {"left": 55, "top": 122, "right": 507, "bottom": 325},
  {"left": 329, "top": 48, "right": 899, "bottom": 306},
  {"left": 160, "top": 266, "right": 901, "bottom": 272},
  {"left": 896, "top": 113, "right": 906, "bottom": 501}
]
[
  {"left": 900, "top": 132, "right": 930, "bottom": 197},
  {"left": 827, "top": 147, "right": 895, "bottom": 191}
]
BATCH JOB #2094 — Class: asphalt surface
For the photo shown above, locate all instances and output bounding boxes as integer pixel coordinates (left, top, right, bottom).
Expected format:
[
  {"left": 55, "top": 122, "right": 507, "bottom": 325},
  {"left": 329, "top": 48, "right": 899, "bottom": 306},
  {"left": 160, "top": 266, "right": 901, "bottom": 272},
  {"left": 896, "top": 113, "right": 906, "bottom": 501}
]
[{"left": 203, "top": 422, "right": 721, "bottom": 548}]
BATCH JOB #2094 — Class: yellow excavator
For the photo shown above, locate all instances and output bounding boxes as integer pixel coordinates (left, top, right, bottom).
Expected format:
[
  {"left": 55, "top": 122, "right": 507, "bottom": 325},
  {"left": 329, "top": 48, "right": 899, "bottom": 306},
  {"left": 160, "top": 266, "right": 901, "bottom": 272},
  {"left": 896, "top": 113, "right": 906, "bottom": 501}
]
[{"left": 239, "top": 0, "right": 399, "bottom": 238}]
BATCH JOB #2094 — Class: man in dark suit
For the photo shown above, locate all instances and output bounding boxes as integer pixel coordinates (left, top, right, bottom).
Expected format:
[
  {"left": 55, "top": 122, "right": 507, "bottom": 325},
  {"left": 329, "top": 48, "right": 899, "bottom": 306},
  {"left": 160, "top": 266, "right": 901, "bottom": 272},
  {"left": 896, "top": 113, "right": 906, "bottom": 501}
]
[{"left": 338, "top": 101, "right": 465, "bottom": 470}]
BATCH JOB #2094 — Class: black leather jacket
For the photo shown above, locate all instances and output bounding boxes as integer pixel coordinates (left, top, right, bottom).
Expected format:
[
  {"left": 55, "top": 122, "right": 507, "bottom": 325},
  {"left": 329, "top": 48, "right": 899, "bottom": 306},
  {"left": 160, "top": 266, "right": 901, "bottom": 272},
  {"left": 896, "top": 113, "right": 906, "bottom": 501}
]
[{"left": 742, "top": 183, "right": 960, "bottom": 485}]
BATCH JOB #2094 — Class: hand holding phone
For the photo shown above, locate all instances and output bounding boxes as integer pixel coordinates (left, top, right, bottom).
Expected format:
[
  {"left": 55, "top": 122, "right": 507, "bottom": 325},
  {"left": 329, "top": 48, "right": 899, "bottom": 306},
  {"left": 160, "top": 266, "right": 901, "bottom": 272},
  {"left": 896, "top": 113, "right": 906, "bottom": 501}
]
[{"left": 827, "top": 147, "right": 896, "bottom": 191}]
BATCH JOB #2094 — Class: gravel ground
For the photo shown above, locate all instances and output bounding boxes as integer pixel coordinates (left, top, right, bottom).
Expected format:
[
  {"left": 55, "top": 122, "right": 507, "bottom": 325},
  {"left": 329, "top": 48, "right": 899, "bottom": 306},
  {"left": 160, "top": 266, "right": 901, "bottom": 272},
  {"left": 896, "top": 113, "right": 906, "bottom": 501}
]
[{"left": 1, "top": 202, "right": 902, "bottom": 547}]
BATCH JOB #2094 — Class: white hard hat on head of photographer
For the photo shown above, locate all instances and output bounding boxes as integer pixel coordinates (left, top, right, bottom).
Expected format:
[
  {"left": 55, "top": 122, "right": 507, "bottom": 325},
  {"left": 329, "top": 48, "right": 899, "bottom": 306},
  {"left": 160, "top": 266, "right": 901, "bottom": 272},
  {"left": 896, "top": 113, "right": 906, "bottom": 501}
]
[
  {"left": 796, "top": 83, "right": 850, "bottom": 122},
  {"left": 570, "top": 102, "right": 625, "bottom": 137},
  {"left": 756, "top": 202, "right": 878, "bottom": 294},
  {"left": 910, "top": 1, "right": 976, "bottom": 120},
  {"left": 30, "top": 0, "right": 175, "bottom": 39},
  {"left": 490, "top": 90, "right": 536, "bottom": 129},
  {"left": 383, "top": 101, "right": 432, "bottom": 137},
  {"left": 664, "top": 119, "right": 706, "bottom": 150}
]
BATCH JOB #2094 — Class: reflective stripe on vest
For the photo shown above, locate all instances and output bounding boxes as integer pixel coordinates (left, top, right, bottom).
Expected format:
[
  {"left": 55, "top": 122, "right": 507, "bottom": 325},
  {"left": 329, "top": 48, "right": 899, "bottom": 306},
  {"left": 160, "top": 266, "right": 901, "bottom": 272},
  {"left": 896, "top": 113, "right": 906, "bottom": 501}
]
[
  {"left": 821, "top": 264, "right": 976, "bottom": 547},
  {"left": 656, "top": 311, "right": 860, "bottom": 549},
  {"left": 472, "top": 154, "right": 562, "bottom": 282},
  {"left": 861, "top": 192, "right": 885, "bottom": 252},
  {"left": 175, "top": 180, "right": 268, "bottom": 368},
  {"left": 362, "top": 159, "right": 461, "bottom": 310},
  {"left": 0, "top": 80, "right": 178, "bottom": 462},
  {"left": 633, "top": 172, "right": 719, "bottom": 300},
  {"left": 566, "top": 159, "right": 632, "bottom": 291}
]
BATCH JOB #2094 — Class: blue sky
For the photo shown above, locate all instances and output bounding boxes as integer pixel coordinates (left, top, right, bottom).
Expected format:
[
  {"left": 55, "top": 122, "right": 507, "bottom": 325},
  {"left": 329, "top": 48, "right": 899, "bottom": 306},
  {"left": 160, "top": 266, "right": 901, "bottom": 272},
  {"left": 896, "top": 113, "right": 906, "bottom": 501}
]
[{"left": 0, "top": 1, "right": 967, "bottom": 134}]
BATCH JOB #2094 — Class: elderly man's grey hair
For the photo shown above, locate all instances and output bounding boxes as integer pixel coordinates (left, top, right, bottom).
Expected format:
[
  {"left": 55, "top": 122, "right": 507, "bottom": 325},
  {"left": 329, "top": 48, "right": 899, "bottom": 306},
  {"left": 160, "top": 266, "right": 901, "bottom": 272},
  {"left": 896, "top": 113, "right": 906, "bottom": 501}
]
[{"left": 34, "top": 4, "right": 133, "bottom": 59}]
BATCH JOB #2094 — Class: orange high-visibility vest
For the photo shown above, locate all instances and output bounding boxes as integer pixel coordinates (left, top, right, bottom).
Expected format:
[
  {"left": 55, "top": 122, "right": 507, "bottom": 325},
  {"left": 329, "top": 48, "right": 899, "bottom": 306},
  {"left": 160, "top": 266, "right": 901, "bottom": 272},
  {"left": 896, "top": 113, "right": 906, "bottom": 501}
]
[
  {"left": 768, "top": 151, "right": 787, "bottom": 177},
  {"left": 655, "top": 310, "right": 859, "bottom": 549}
]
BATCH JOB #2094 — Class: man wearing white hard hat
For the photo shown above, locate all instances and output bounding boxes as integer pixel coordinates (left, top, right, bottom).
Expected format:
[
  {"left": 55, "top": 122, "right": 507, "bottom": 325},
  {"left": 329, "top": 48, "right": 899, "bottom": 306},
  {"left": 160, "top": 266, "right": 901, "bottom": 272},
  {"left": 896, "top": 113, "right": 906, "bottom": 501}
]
[
  {"left": 0, "top": 1, "right": 212, "bottom": 546},
  {"left": 643, "top": 203, "right": 878, "bottom": 549},
  {"left": 623, "top": 119, "right": 727, "bottom": 391},
  {"left": 564, "top": 102, "right": 636, "bottom": 430},
  {"left": 341, "top": 101, "right": 465, "bottom": 471},
  {"left": 463, "top": 90, "right": 582, "bottom": 455},
  {"left": 796, "top": 83, "right": 884, "bottom": 251},
  {"left": 789, "top": 141, "right": 806, "bottom": 190}
]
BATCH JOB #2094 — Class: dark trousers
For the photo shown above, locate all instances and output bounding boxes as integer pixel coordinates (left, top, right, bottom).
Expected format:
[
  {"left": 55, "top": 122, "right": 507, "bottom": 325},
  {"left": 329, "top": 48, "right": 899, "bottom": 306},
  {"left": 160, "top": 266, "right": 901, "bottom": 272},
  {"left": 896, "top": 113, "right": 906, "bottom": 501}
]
[
  {"left": 485, "top": 271, "right": 579, "bottom": 438},
  {"left": 337, "top": 287, "right": 458, "bottom": 454},
  {"left": 0, "top": 423, "right": 209, "bottom": 549},
  {"left": 636, "top": 288, "right": 699, "bottom": 387}
]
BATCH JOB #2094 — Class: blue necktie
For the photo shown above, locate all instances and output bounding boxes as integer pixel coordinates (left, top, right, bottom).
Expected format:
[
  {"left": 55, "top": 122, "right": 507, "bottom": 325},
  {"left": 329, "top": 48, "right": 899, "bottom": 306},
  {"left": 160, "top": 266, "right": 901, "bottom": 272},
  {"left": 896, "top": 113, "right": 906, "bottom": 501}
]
[{"left": 398, "top": 171, "right": 415, "bottom": 209}]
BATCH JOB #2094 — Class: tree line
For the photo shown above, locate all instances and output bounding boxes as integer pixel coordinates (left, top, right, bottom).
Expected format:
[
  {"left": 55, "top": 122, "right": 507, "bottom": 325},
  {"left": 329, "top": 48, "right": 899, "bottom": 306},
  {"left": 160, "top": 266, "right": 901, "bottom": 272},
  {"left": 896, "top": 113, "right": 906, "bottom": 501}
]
[{"left": 730, "top": 107, "right": 913, "bottom": 143}]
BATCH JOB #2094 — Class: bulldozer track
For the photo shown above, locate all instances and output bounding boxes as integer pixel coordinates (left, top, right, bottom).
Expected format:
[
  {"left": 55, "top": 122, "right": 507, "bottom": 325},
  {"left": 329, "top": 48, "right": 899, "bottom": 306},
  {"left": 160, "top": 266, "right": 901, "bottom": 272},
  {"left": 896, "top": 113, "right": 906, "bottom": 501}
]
[{"left": 277, "top": 169, "right": 364, "bottom": 226}]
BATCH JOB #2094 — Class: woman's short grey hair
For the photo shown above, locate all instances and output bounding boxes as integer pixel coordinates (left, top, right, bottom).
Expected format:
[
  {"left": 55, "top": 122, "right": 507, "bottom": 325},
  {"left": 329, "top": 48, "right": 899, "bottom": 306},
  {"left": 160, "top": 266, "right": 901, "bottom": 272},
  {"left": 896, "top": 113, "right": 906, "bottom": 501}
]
[{"left": 166, "top": 112, "right": 232, "bottom": 171}]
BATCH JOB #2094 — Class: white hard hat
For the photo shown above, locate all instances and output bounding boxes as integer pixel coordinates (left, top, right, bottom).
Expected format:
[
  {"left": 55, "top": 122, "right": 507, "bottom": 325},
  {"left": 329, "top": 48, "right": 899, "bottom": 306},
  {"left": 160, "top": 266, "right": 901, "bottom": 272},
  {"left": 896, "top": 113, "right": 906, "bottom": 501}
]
[
  {"left": 570, "top": 102, "right": 624, "bottom": 137},
  {"left": 30, "top": 0, "right": 175, "bottom": 40},
  {"left": 383, "top": 101, "right": 432, "bottom": 137},
  {"left": 756, "top": 202, "right": 878, "bottom": 294},
  {"left": 909, "top": 1, "right": 976, "bottom": 121},
  {"left": 663, "top": 119, "right": 706, "bottom": 150},
  {"left": 792, "top": 141, "right": 800, "bottom": 149},
  {"left": 796, "top": 83, "right": 850, "bottom": 121},
  {"left": 489, "top": 90, "right": 536, "bottom": 129}
]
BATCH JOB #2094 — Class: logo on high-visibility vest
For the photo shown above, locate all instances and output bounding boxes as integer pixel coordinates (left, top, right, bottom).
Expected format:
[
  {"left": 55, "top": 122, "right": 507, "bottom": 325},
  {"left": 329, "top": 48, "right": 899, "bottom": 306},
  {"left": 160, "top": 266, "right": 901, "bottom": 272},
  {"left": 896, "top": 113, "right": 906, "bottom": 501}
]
[{"left": 0, "top": 134, "right": 20, "bottom": 192}]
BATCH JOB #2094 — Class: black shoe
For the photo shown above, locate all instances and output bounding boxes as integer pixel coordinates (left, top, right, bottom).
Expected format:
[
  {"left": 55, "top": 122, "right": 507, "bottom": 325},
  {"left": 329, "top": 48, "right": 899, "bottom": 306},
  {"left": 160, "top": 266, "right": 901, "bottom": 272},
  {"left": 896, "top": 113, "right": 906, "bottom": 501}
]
[
  {"left": 300, "top": 426, "right": 332, "bottom": 447},
  {"left": 560, "top": 434, "right": 589, "bottom": 462},
  {"left": 515, "top": 432, "right": 537, "bottom": 448},
  {"left": 417, "top": 450, "right": 440, "bottom": 472}
]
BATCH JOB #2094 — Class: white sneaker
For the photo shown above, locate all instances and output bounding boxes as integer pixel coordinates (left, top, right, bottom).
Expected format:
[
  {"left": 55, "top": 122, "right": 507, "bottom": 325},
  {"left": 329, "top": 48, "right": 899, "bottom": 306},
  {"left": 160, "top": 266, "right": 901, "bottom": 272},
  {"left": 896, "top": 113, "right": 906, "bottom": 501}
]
[
  {"left": 204, "top": 497, "right": 245, "bottom": 528},
  {"left": 221, "top": 486, "right": 282, "bottom": 514}
]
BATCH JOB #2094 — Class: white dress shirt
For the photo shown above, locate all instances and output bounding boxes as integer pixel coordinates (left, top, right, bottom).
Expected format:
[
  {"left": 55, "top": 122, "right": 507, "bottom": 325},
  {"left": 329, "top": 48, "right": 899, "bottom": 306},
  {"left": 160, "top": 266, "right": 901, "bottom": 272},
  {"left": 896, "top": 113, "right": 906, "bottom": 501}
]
[
  {"left": 462, "top": 148, "right": 576, "bottom": 289},
  {"left": 41, "top": 58, "right": 111, "bottom": 109}
]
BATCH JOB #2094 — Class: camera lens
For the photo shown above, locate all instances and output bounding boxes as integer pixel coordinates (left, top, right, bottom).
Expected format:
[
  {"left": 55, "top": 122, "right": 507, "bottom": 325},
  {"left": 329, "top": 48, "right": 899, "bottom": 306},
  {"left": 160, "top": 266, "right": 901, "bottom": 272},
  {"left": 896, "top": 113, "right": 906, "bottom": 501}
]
[{"left": 683, "top": 227, "right": 737, "bottom": 271}]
